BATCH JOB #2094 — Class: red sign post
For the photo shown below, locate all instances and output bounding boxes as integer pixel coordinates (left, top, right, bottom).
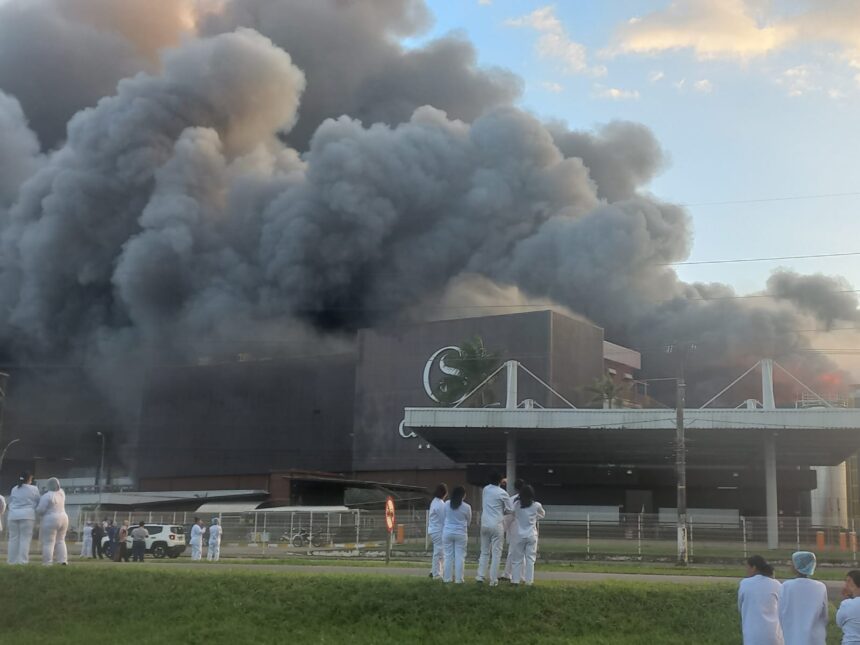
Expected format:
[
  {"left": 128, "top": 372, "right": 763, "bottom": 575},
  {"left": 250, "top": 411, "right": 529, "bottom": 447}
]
[{"left": 385, "top": 496, "right": 396, "bottom": 563}]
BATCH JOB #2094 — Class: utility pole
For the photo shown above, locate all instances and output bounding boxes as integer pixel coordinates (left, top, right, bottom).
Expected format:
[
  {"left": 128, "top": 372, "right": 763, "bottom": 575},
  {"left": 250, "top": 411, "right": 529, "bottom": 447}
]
[{"left": 667, "top": 343, "right": 695, "bottom": 565}]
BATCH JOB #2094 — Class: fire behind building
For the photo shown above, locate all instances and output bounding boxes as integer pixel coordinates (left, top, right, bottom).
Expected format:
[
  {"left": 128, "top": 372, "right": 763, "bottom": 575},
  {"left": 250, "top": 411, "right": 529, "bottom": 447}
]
[{"left": 0, "top": 309, "right": 839, "bottom": 517}]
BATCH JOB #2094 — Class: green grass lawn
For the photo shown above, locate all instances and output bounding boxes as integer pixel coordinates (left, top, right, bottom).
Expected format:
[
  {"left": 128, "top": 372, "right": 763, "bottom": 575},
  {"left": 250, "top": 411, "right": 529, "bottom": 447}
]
[{"left": 0, "top": 566, "right": 847, "bottom": 644}]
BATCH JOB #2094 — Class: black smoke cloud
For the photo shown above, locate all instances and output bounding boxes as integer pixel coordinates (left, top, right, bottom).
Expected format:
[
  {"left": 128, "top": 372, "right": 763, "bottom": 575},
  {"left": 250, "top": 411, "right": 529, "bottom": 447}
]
[{"left": 0, "top": 0, "right": 856, "bottom": 459}]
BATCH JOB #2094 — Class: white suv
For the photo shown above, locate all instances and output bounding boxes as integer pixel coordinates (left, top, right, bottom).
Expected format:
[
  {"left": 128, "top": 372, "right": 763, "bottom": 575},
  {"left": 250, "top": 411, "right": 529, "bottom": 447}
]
[{"left": 102, "top": 524, "right": 187, "bottom": 559}]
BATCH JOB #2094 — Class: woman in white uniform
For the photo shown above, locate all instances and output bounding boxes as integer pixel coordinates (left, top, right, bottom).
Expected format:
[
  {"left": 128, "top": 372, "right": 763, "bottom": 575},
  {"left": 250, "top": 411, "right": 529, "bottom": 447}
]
[
  {"left": 837, "top": 570, "right": 860, "bottom": 644},
  {"left": 37, "top": 477, "right": 69, "bottom": 566},
  {"left": 510, "top": 485, "right": 545, "bottom": 586},
  {"left": 427, "top": 483, "right": 447, "bottom": 579},
  {"left": 441, "top": 486, "right": 471, "bottom": 584},
  {"left": 207, "top": 518, "right": 222, "bottom": 561},
  {"left": 80, "top": 522, "right": 94, "bottom": 558},
  {"left": 738, "top": 555, "right": 783, "bottom": 645},
  {"left": 6, "top": 472, "right": 40, "bottom": 564},
  {"left": 779, "top": 551, "right": 829, "bottom": 645},
  {"left": 190, "top": 517, "right": 205, "bottom": 560}
]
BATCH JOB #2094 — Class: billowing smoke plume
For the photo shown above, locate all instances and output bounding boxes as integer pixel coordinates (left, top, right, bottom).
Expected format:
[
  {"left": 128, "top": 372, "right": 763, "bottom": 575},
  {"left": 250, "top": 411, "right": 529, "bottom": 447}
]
[{"left": 0, "top": 0, "right": 856, "bottom": 463}]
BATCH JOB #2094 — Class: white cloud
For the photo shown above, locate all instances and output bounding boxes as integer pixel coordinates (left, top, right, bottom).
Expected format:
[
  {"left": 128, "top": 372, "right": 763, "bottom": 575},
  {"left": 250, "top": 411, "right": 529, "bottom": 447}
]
[
  {"left": 508, "top": 6, "right": 605, "bottom": 76},
  {"left": 648, "top": 70, "right": 665, "bottom": 82},
  {"left": 592, "top": 85, "right": 640, "bottom": 100},
  {"left": 776, "top": 65, "right": 818, "bottom": 96},
  {"left": 478, "top": 0, "right": 492, "bottom": 5},
  {"left": 540, "top": 81, "right": 564, "bottom": 93},
  {"left": 693, "top": 79, "right": 713, "bottom": 92}
]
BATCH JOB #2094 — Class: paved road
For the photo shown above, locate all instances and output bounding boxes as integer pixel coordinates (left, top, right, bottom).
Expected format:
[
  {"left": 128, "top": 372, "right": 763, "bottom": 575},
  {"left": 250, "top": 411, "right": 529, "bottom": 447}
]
[{"left": 127, "top": 560, "right": 846, "bottom": 602}]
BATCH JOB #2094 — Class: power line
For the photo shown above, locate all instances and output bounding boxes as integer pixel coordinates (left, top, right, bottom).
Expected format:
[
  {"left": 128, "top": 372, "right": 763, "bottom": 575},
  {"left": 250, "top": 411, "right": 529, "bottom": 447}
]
[
  {"left": 664, "top": 251, "right": 860, "bottom": 267},
  {"left": 680, "top": 191, "right": 860, "bottom": 207}
]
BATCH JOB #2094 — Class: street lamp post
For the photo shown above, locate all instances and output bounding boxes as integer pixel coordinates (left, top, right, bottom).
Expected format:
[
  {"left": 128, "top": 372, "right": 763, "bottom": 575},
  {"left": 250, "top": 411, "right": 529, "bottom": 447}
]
[
  {"left": 96, "top": 431, "right": 106, "bottom": 512},
  {"left": 0, "top": 437, "right": 20, "bottom": 475}
]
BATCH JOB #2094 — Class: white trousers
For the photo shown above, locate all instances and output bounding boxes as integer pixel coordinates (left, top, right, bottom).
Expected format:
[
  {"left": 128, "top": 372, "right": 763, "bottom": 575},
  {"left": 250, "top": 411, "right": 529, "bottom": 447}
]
[
  {"left": 430, "top": 531, "right": 444, "bottom": 578},
  {"left": 503, "top": 525, "right": 515, "bottom": 578},
  {"left": 476, "top": 524, "right": 504, "bottom": 584},
  {"left": 442, "top": 532, "right": 467, "bottom": 583},
  {"left": 511, "top": 535, "right": 537, "bottom": 585},
  {"left": 191, "top": 542, "right": 203, "bottom": 560},
  {"left": 81, "top": 536, "right": 93, "bottom": 558},
  {"left": 207, "top": 541, "right": 220, "bottom": 561},
  {"left": 40, "top": 512, "right": 69, "bottom": 565},
  {"left": 7, "top": 518, "right": 36, "bottom": 564}
]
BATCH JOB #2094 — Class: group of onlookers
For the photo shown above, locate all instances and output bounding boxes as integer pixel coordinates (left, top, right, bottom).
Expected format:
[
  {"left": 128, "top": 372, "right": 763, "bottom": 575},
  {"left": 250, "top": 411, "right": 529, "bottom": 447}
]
[
  {"left": 1, "top": 471, "right": 69, "bottom": 565},
  {"left": 428, "top": 473, "right": 545, "bottom": 586},
  {"left": 739, "top": 551, "right": 860, "bottom": 644},
  {"left": 79, "top": 518, "right": 149, "bottom": 562}
]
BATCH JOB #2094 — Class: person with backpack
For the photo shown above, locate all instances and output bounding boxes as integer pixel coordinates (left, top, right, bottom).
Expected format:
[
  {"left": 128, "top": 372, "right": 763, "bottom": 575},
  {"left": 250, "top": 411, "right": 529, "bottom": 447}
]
[
  {"left": 6, "top": 471, "right": 40, "bottom": 564},
  {"left": 738, "top": 555, "right": 783, "bottom": 644},
  {"left": 427, "top": 483, "right": 447, "bottom": 579},
  {"left": 441, "top": 486, "right": 471, "bottom": 584},
  {"left": 510, "top": 485, "right": 545, "bottom": 586},
  {"left": 779, "top": 551, "right": 828, "bottom": 645}
]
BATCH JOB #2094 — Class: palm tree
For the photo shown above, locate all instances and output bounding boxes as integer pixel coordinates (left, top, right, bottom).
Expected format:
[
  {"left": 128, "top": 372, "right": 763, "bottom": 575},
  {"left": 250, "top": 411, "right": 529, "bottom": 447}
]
[
  {"left": 434, "top": 337, "right": 502, "bottom": 407},
  {"left": 584, "top": 374, "right": 629, "bottom": 409}
]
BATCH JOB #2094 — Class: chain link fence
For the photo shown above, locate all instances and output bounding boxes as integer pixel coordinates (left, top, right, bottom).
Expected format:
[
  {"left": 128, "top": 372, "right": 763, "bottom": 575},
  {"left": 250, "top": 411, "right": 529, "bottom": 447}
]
[{"left": 46, "top": 509, "right": 860, "bottom": 563}]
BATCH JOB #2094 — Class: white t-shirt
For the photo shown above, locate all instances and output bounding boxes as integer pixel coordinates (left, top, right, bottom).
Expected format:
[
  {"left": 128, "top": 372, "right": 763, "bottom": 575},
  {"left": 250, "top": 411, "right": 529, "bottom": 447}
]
[
  {"left": 442, "top": 500, "right": 472, "bottom": 537},
  {"left": 779, "top": 577, "right": 829, "bottom": 645},
  {"left": 7, "top": 484, "right": 40, "bottom": 521},
  {"left": 512, "top": 500, "right": 546, "bottom": 541},
  {"left": 427, "top": 497, "right": 446, "bottom": 536},
  {"left": 480, "top": 484, "right": 511, "bottom": 529},
  {"left": 837, "top": 596, "right": 860, "bottom": 644},
  {"left": 37, "top": 489, "right": 66, "bottom": 516},
  {"left": 738, "top": 575, "right": 784, "bottom": 645}
]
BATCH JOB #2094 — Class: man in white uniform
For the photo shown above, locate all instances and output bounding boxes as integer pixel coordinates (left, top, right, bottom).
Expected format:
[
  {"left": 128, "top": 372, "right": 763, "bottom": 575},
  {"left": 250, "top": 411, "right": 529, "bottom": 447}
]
[
  {"left": 837, "top": 570, "right": 860, "bottom": 645},
  {"left": 475, "top": 472, "right": 511, "bottom": 587},
  {"left": 190, "top": 517, "right": 205, "bottom": 561},
  {"left": 80, "top": 522, "right": 94, "bottom": 558},
  {"left": 427, "top": 484, "right": 447, "bottom": 579},
  {"left": 207, "top": 518, "right": 222, "bottom": 561},
  {"left": 779, "top": 551, "right": 828, "bottom": 645}
]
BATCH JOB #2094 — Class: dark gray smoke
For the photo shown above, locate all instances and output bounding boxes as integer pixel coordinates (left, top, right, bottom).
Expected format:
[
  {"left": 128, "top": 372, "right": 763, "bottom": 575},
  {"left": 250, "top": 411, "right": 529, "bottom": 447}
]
[
  {"left": 767, "top": 270, "right": 860, "bottom": 330},
  {"left": 0, "top": 0, "right": 855, "bottom": 460}
]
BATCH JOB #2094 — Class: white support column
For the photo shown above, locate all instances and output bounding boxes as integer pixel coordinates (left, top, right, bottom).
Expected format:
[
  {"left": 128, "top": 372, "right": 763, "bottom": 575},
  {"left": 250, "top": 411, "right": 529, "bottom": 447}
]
[
  {"left": 505, "top": 360, "right": 518, "bottom": 409},
  {"left": 761, "top": 359, "right": 776, "bottom": 410},
  {"left": 765, "top": 434, "right": 779, "bottom": 549},
  {"left": 506, "top": 432, "right": 517, "bottom": 493}
]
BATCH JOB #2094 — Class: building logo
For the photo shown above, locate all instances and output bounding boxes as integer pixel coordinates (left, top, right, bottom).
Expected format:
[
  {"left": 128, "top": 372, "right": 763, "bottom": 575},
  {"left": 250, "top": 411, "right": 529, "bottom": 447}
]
[
  {"left": 399, "top": 345, "right": 464, "bottom": 439},
  {"left": 423, "top": 345, "right": 463, "bottom": 403}
]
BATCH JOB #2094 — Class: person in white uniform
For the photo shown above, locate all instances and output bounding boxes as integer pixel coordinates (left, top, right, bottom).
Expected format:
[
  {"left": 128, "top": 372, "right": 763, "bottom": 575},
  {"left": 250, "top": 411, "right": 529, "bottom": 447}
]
[
  {"left": 779, "top": 551, "right": 829, "bottom": 645},
  {"left": 510, "top": 485, "right": 545, "bottom": 586},
  {"left": 837, "top": 570, "right": 860, "bottom": 645},
  {"left": 190, "top": 517, "right": 205, "bottom": 560},
  {"left": 37, "top": 477, "right": 69, "bottom": 566},
  {"left": 80, "top": 522, "right": 94, "bottom": 558},
  {"left": 501, "top": 478, "right": 524, "bottom": 582},
  {"left": 738, "top": 555, "right": 783, "bottom": 645},
  {"left": 476, "top": 472, "right": 511, "bottom": 586},
  {"left": 207, "top": 518, "right": 222, "bottom": 561},
  {"left": 6, "top": 472, "right": 40, "bottom": 564},
  {"left": 427, "top": 483, "right": 447, "bottom": 579},
  {"left": 441, "top": 486, "right": 471, "bottom": 584},
  {"left": 0, "top": 493, "right": 6, "bottom": 532}
]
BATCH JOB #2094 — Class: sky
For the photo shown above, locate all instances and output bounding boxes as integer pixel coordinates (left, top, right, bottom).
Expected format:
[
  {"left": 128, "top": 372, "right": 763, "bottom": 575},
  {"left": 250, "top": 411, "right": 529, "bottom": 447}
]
[{"left": 417, "top": 0, "right": 860, "bottom": 296}]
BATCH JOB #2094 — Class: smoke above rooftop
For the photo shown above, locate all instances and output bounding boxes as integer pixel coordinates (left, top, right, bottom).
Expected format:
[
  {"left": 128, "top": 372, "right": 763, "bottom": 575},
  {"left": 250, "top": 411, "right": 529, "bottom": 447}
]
[{"left": 0, "top": 0, "right": 857, "bottom": 418}]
